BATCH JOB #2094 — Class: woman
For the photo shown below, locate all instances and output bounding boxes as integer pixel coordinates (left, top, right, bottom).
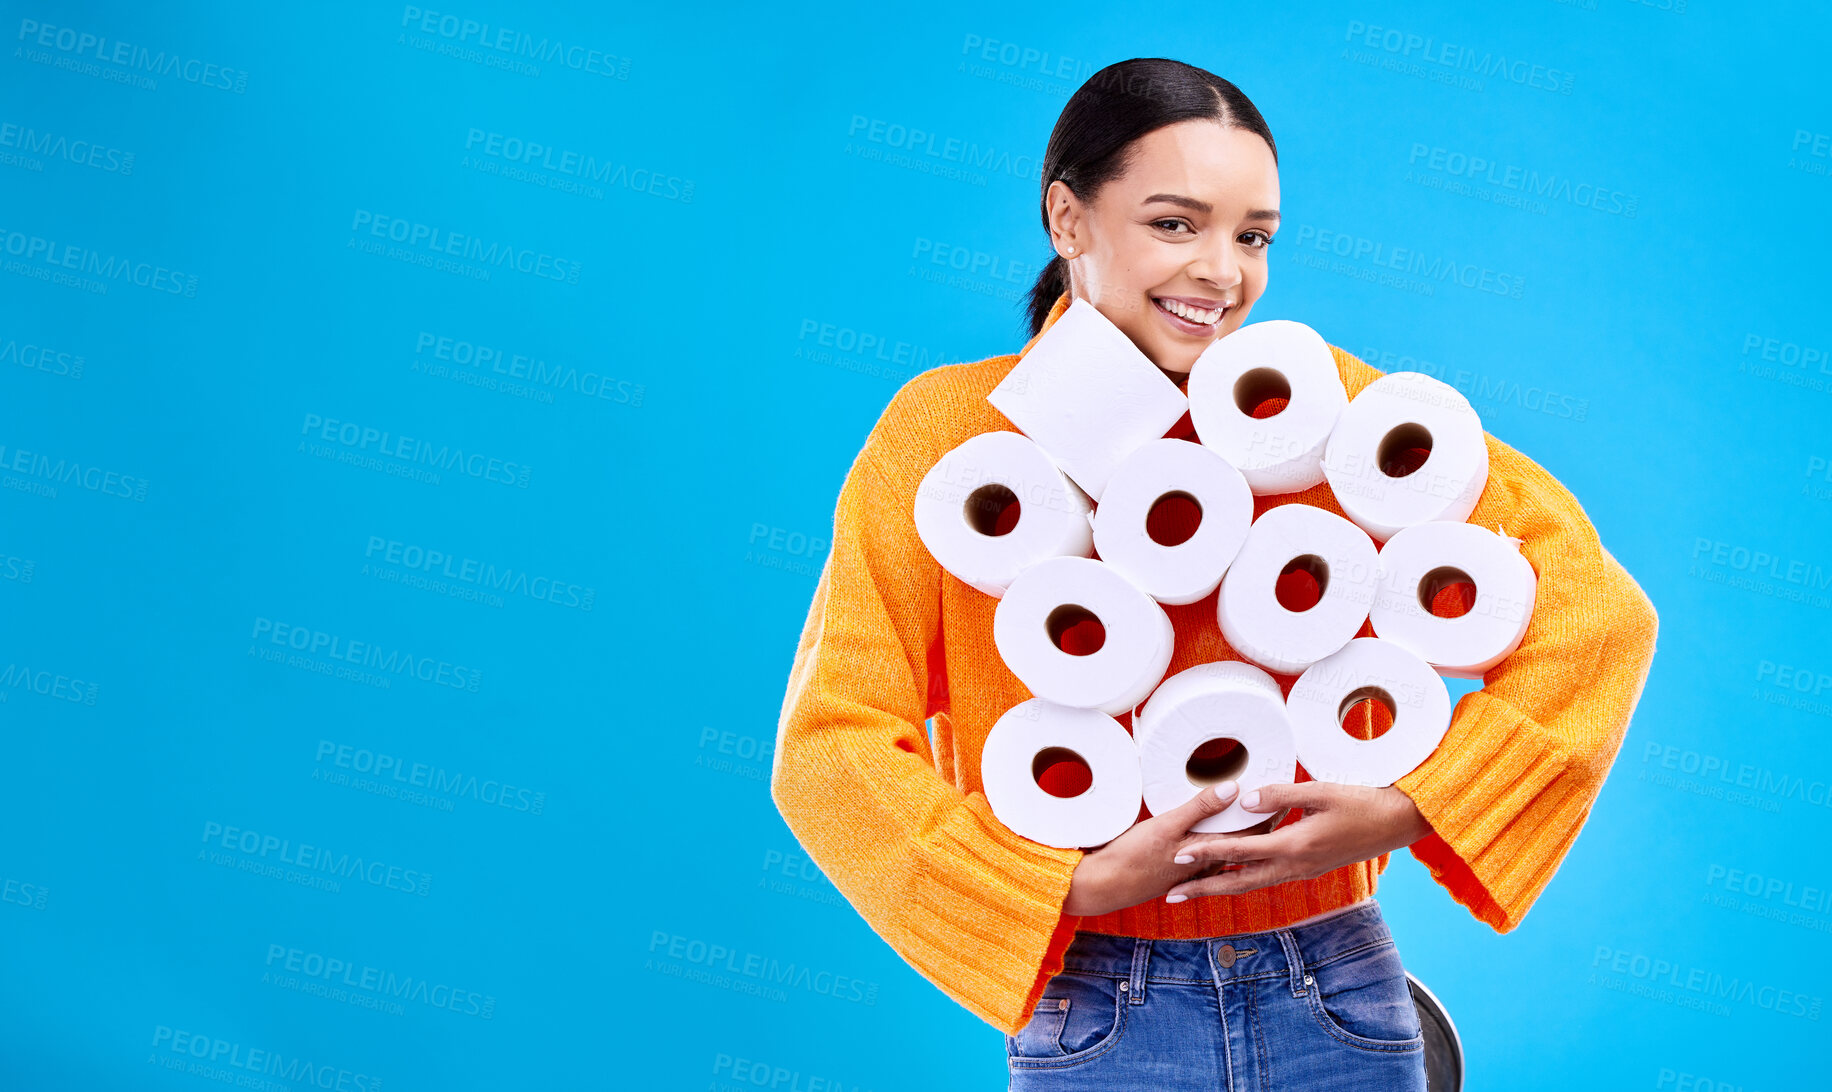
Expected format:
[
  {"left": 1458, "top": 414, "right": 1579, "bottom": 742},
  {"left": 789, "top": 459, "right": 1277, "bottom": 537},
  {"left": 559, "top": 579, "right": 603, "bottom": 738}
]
[{"left": 772, "top": 57, "right": 1658, "bottom": 1090}]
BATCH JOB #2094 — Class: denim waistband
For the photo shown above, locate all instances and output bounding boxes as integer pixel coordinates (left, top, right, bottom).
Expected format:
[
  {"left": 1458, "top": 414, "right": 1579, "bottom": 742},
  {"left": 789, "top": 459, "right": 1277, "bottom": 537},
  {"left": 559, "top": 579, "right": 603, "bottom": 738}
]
[{"left": 1057, "top": 899, "right": 1394, "bottom": 1003}]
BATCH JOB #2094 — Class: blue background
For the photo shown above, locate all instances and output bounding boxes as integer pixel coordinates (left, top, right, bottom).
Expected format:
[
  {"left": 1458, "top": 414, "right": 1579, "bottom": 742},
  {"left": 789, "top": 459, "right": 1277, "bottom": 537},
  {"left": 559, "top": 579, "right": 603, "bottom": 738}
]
[{"left": 4, "top": 1, "right": 1829, "bottom": 1088}]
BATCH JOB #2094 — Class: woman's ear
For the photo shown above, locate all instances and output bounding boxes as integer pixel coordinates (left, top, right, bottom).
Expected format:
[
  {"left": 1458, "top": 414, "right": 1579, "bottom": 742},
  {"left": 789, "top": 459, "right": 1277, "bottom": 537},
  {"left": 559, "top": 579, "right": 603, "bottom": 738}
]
[{"left": 1045, "top": 179, "right": 1083, "bottom": 258}]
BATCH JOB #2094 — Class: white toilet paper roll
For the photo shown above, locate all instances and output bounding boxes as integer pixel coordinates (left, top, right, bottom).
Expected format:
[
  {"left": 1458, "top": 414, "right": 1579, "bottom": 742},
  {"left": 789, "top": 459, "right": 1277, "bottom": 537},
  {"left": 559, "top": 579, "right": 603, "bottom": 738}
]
[
  {"left": 1091, "top": 439, "right": 1253, "bottom": 606},
  {"left": 993, "top": 556, "right": 1174, "bottom": 715},
  {"left": 1286, "top": 638, "right": 1452, "bottom": 787},
  {"left": 1371, "top": 521, "right": 1537, "bottom": 679},
  {"left": 1216, "top": 503, "right": 1380, "bottom": 675},
  {"left": 986, "top": 297, "right": 1189, "bottom": 502},
  {"left": 1186, "top": 320, "right": 1348, "bottom": 495},
  {"left": 912, "top": 431, "right": 1094, "bottom": 598},
  {"left": 1134, "top": 661, "right": 1298, "bottom": 833},
  {"left": 1322, "top": 371, "right": 1489, "bottom": 542},
  {"left": 980, "top": 699, "right": 1143, "bottom": 849}
]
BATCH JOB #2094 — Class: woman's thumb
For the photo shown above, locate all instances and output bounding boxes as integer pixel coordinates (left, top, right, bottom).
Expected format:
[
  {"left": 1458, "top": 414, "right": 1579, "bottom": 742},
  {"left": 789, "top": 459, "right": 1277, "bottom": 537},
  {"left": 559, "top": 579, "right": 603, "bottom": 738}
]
[{"left": 1168, "top": 780, "right": 1239, "bottom": 825}]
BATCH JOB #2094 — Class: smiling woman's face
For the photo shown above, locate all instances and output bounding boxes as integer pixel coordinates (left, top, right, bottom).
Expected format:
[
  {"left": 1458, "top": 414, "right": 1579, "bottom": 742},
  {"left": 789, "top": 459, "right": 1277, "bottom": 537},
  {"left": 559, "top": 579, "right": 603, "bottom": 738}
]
[{"left": 1046, "top": 119, "right": 1280, "bottom": 382}]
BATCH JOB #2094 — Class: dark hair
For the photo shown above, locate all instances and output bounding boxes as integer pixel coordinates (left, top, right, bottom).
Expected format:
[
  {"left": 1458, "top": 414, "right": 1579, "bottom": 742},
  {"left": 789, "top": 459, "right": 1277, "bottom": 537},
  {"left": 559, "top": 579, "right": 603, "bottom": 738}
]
[{"left": 1025, "top": 58, "right": 1278, "bottom": 337}]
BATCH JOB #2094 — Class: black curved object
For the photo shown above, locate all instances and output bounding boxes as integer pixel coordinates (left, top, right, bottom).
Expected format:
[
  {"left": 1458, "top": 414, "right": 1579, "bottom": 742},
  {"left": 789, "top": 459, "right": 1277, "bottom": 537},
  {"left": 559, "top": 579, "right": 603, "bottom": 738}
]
[{"left": 1407, "top": 972, "right": 1464, "bottom": 1091}]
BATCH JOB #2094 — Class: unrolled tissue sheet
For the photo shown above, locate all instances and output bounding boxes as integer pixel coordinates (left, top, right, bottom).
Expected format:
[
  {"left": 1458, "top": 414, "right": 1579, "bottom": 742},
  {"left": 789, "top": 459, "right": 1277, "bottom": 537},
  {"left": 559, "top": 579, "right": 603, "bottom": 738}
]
[
  {"left": 992, "top": 555, "right": 1175, "bottom": 715},
  {"left": 1322, "top": 370, "right": 1489, "bottom": 542},
  {"left": 986, "top": 296, "right": 1189, "bottom": 502},
  {"left": 980, "top": 699, "right": 1143, "bottom": 849},
  {"left": 1135, "top": 661, "right": 1298, "bottom": 833},
  {"left": 1186, "top": 319, "right": 1348, "bottom": 495},
  {"left": 912, "top": 430, "right": 1093, "bottom": 598},
  {"left": 1286, "top": 637, "right": 1452, "bottom": 787},
  {"left": 1370, "top": 521, "right": 1538, "bottom": 679},
  {"left": 1091, "top": 438, "right": 1253, "bottom": 605},
  {"left": 1217, "top": 503, "right": 1380, "bottom": 675}
]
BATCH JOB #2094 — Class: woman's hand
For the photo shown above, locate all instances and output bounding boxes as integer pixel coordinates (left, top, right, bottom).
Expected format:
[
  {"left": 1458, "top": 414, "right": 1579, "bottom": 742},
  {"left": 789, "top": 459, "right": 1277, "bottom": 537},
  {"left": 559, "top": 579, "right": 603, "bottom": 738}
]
[
  {"left": 1162, "top": 782, "right": 1432, "bottom": 902},
  {"left": 1063, "top": 782, "right": 1289, "bottom": 917}
]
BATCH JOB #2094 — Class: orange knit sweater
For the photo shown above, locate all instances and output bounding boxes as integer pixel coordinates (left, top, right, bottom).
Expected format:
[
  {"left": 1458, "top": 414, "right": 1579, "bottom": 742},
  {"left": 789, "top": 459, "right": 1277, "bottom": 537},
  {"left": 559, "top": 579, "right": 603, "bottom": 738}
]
[{"left": 771, "top": 290, "right": 1660, "bottom": 1036}]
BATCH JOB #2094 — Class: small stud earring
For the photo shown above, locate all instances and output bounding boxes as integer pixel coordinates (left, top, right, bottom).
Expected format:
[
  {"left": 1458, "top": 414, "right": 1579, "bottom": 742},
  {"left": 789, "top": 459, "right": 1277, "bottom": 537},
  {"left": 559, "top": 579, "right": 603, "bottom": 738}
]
[{"left": 1065, "top": 245, "right": 1076, "bottom": 255}]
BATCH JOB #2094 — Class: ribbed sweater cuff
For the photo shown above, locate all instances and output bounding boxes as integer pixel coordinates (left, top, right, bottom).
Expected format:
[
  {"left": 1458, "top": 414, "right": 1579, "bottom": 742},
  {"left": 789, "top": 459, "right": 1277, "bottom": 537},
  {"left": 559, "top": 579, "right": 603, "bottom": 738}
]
[
  {"left": 1394, "top": 689, "right": 1586, "bottom": 933},
  {"left": 907, "top": 792, "right": 1082, "bottom": 1035}
]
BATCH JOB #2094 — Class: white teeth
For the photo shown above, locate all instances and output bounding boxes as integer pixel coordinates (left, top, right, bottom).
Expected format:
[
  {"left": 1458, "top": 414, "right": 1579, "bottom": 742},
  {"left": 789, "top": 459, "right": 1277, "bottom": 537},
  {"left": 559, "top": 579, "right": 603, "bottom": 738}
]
[{"left": 1156, "top": 297, "right": 1223, "bottom": 325}]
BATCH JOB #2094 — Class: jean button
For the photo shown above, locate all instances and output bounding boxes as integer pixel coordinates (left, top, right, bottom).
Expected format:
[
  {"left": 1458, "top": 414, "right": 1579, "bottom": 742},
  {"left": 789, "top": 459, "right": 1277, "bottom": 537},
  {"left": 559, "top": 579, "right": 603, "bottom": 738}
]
[{"left": 1216, "top": 943, "right": 1238, "bottom": 969}]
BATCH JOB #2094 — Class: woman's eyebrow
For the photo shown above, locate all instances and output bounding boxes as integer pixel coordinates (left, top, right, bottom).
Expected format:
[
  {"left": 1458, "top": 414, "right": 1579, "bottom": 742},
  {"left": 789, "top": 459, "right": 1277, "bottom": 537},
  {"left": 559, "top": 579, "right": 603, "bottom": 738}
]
[{"left": 1142, "top": 193, "right": 1280, "bottom": 223}]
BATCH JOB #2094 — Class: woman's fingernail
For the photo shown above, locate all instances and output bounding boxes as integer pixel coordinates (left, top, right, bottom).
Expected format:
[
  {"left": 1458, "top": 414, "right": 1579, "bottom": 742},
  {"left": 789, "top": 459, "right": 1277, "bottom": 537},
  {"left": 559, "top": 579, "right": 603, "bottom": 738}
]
[
  {"left": 1174, "top": 854, "right": 1194, "bottom": 864},
  {"left": 1242, "top": 790, "right": 1260, "bottom": 809},
  {"left": 1216, "top": 780, "right": 1239, "bottom": 801},
  {"left": 1165, "top": 893, "right": 1188, "bottom": 904}
]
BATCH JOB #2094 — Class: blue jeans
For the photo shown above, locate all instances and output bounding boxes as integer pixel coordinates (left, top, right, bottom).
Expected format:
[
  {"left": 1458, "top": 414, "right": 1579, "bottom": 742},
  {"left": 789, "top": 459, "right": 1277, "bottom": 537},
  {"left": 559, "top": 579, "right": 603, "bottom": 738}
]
[{"left": 1006, "top": 900, "right": 1427, "bottom": 1090}]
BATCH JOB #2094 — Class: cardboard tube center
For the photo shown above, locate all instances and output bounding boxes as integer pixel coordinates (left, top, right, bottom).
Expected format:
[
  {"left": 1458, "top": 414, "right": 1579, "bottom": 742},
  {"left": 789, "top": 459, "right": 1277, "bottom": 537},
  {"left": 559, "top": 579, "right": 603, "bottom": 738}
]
[
  {"left": 964, "top": 483, "right": 1021, "bottom": 536},
  {"left": 1146, "top": 490, "right": 1203, "bottom": 547},
  {"left": 1276, "top": 554, "right": 1330, "bottom": 611},
  {"left": 1032, "top": 745, "right": 1093, "bottom": 799},
  {"left": 1419, "top": 565, "right": 1477, "bottom": 619},
  {"left": 1234, "top": 367, "right": 1292, "bottom": 419},
  {"left": 1377, "top": 422, "right": 1433, "bottom": 478},
  {"left": 1185, "top": 736, "right": 1249, "bottom": 787},
  {"left": 1046, "top": 604, "right": 1106, "bottom": 656},
  {"left": 1336, "top": 685, "right": 1397, "bottom": 741}
]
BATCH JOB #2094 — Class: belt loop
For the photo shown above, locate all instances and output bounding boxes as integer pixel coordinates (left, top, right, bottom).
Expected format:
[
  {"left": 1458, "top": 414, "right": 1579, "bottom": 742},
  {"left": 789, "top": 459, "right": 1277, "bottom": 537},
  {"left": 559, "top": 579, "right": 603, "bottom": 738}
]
[
  {"left": 1127, "top": 938, "right": 1150, "bottom": 1005},
  {"left": 1277, "top": 928, "right": 1307, "bottom": 997}
]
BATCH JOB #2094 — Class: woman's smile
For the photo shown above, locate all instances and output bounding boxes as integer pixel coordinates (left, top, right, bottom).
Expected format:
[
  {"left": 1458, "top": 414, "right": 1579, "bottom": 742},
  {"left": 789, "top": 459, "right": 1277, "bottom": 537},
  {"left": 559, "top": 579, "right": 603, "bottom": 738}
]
[{"left": 1150, "top": 293, "right": 1231, "bottom": 336}]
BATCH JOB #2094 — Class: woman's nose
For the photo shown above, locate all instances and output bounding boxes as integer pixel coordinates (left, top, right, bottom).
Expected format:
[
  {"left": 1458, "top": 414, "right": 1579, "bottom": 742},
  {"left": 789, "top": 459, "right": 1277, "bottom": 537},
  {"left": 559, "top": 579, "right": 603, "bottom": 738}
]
[{"left": 1189, "top": 236, "right": 1243, "bottom": 293}]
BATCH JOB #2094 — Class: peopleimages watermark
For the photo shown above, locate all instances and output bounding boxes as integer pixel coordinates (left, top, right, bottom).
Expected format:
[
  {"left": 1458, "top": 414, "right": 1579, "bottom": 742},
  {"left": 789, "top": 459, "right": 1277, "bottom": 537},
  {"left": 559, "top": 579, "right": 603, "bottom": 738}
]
[
  {"left": 299, "top": 413, "right": 532, "bottom": 488},
  {"left": 200, "top": 819, "right": 433, "bottom": 897},
  {"left": 0, "top": 440, "right": 148, "bottom": 501},
  {"left": 398, "top": 6, "right": 631, "bottom": 78},
  {"left": 15, "top": 19, "right": 250, "bottom": 93},
  {"left": 263, "top": 942, "right": 495, "bottom": 1019},
  {"left": 697, "top": 727, "right": 772, "bottom": 783},
  {"left": 0, "top": 548, "right": 33, "bottom": 582},
  {"left": 711, "top": 1051, "right": 876, "bottom": 1092},
  {"left": 0, "top": 662, "right": 98, "bottom": 706},
  {"left": 846, "top": 115, "right": 1042, "bottom": 184},
  {"left": 363, "top": 534, "right": 594, "bottom": 611},
  {"left": 249, "top": 615, "right": 484, "bottom": 693},
  {"left": 1590, "top": 945, "right": 1822, "bottom": 1021},
  {"left": 3, "top": 877, "right": 47, "bottom": 910},
  {"left": 1290, "top": 225, "right": 1525, "bottom": 298},
  {"left": 794, "top": 317, "right": 953, "bottom": 377},
  {"left": 148, "top": 1026, "right": 378, "bottom": 1090},
  {"left": 412, "top": 331, "right": 644, "bottom": 407},
  {"left": 0, "top": 225, "right": 196, "bottom": 297},
  {"left": 959, "top": 33, "right": 1092, "bottom": 81},
  {"left": 744, "top": 523, "right": 829, "bottom": 581},
  {"left": 1406, "top": 143, "right": 1638, "bottom": 217},
  {"left": 0, "top": 332, "right": 85, "bottom": 380},
  {"left": 315, "top": 739, "right": 546, "bottom": 816},
  {"left": 1791, "top": 129, "right": 1831, "bottom": 178},
  {"left": 646, "top": 930, "right": 880, "bottom": 1006},
  {"left": 349, "top": 209, "right": 582, "bottom": 284},
  {"left": 1691, "top": 538, "right": 1831, "bottom": 595},
  {"left": 1704, "top": 863, "right": 1832, "bottom": 915},
  {"left": 461, "top": 128, "right": 691, "bottom": 202},
  {"left": 0, "top": 119, "right": 135, "bottom": 175},
  {"left": 1359, "top": 346, "right": 1589, "bottom": 422},
  {"left": 1342, "top": 20, "right": 1575, "bottom": 93},
  {"left": 1639, "top": 739, "right": 1832, "bottom": 811}
]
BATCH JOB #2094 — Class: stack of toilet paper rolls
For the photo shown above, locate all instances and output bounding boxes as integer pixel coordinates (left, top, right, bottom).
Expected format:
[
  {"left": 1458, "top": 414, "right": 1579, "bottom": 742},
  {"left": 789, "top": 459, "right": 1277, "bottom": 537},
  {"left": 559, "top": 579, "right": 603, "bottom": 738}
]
[{"left": 912, "top": 298, "right": 1539, "bottom": 849}]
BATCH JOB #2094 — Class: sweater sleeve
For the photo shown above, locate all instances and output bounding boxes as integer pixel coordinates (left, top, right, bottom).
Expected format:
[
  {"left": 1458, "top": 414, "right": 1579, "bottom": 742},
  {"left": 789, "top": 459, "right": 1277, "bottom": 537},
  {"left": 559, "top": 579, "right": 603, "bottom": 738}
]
[
  {"left": 1389, "top": 427, "right": 1661, "bottom": 932},
  {"left": 770, "top": 385, "right": 1084, "bottom": 1036}
]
